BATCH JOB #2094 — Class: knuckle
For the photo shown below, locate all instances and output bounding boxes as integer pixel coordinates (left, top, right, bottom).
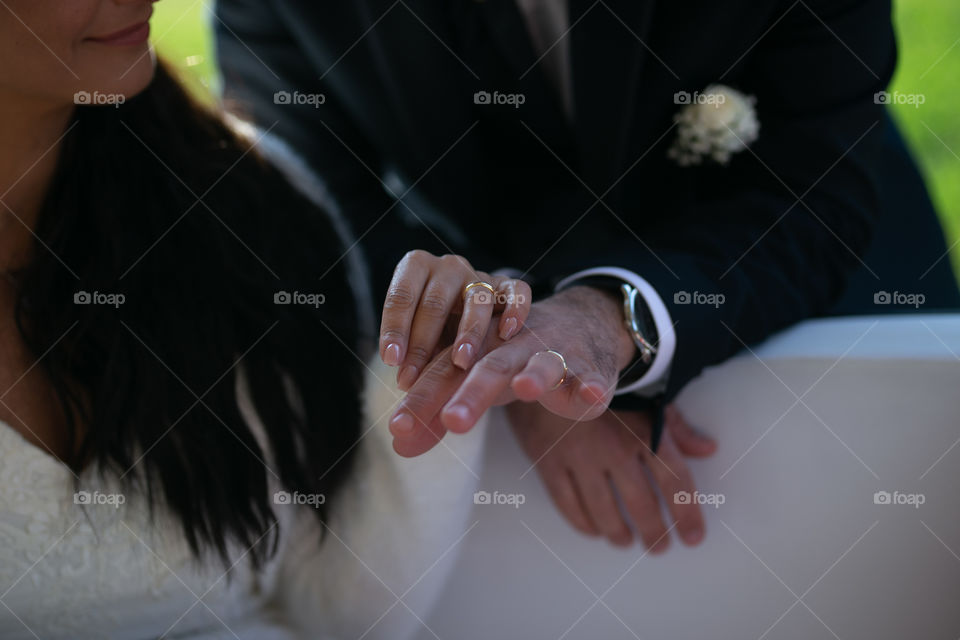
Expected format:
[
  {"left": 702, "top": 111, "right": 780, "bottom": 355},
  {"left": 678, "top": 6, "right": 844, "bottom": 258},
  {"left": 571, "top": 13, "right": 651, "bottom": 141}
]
[
  {"left": 403, "top": 249, "right": 428, "bottom": 263},
  {"left": 418, "top": 291, "right": 450, "bottom": 318},
  {"left": 384, "top": 287, "right": 417, "bottom": 312},
  {"left": 439, "top": 253, "right": 465, "bottom": 267},
  {"left": 461, "top": 323, "right": 487, "bottom": 343},
  {"left": 404, "top": 345, "right": 432, "bottom": 365},
  {"left": 477, "top": 353, "right": 515, "bottom": 377},
  {"left": 516, "top": 281, "right": 533, "bottom": 306},
  {"left": 380, "top": 329, "right": 405, "bottom": 345},
  {"left": 424, "top": 351, "right": 458, "bottom": 379}
]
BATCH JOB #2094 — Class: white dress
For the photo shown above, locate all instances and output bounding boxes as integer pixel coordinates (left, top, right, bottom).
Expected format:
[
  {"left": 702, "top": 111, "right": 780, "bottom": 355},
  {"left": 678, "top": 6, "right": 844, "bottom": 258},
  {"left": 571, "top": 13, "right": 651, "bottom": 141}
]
[
  {"left": 0, "top": 130, "right": 487, "bottom": 639},
  {"left": 0, "top": 359, "right": 487, "bottom": 639}
]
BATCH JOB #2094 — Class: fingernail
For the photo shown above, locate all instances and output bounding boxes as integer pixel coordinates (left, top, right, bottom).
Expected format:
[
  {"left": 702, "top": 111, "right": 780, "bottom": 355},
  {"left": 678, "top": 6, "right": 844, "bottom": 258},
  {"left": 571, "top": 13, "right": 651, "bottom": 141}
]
[
  {"left": 397, "top": 365, "right": 418, "bottom": 390},
  {"left": 682, "top": 528, "right": 704, "bottom": 545},
  {"left": 499, "top": 317, "right": 518, "bottom": 341},
  {"left": 389, "top": 412, "right": 414, "bottom": 435},
  {"left": 384, "top": 343, "right": 402, "bottom": 366},
  {"left": 452, "top": 343, "right": 474, "bottom": 369},
  {"left": 444, "top": 404, "right": 471, "bottom": 429}
]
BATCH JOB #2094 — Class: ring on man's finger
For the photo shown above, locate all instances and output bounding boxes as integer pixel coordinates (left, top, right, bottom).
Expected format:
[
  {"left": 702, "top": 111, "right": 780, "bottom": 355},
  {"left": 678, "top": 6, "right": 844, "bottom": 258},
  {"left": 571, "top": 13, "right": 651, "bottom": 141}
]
[{"left": 538, "top": 349, "right": 568, "bottom": 390}]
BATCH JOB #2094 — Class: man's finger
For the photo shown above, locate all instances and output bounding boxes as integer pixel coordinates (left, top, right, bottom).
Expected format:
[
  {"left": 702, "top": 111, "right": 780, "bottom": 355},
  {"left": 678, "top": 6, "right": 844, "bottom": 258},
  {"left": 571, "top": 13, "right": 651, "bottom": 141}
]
[
  {"left": 649, "top": 429, "right": 706, "bottom": 546},
  {"left": 539, "top": 465, "right": 599, "bottom": 537},
  {"left": 666, "top": 405, "right": 717, "bottom": 458},
  {"left": 510, "top": 349, "right": 569, "bottom": 401},
  {"left": 576, "top": 470, "right": 632, "bottom": 546},
  {"left": 611, "top": 459, "right": 670, "bottom": 553}
]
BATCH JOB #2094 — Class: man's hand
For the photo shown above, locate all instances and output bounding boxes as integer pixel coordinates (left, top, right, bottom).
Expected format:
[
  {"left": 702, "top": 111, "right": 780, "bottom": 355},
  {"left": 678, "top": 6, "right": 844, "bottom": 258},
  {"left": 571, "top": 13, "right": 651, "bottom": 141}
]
[
  {"left": 389, "top": 286, "right": 639, "bottom": 455},
  {"left": 509, "top": 403, "right": 717, "bottom": 550}
]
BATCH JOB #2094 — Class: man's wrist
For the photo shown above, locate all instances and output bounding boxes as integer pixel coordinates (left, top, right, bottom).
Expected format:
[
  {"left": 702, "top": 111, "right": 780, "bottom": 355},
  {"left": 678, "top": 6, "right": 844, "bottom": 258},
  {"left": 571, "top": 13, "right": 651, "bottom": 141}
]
[{"left": 551, "top": 285, "right": 637, "bottom": 372}]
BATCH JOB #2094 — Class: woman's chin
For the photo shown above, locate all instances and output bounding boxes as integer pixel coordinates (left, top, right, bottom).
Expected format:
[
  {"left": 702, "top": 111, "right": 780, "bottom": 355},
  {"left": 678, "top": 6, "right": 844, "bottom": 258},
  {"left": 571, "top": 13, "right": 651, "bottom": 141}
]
[{"left": 75, "top": 46, "right": 157, "bottom": 105}]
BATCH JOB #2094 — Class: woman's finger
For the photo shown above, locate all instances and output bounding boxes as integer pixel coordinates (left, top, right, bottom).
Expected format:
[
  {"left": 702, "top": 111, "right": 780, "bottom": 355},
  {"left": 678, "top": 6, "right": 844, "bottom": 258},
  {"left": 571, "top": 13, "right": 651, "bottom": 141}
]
[
  {"left": 497, "top": 278, "right": 532, "bottom": 341},
  {"left": 398, "top": 269, "right": 465, "bottom": 390},
  {"left": 440, "top": 340, "right": 534, "bottom": 433},
  {"left": 452, "top": 275, "right": 499, "bottom": 370},
  {"left": 389, "top": 344, "right": 467, "bottom": 456},
  {"left": 380, "top": 251, "right": 431, "bottom": 366}
]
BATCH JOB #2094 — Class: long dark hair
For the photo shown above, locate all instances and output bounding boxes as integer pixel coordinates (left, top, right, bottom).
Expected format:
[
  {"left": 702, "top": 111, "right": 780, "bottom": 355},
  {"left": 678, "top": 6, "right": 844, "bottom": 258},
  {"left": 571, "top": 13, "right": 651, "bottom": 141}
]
[{"left": 15, "top": 61, "right": 364, "bottom": 568}]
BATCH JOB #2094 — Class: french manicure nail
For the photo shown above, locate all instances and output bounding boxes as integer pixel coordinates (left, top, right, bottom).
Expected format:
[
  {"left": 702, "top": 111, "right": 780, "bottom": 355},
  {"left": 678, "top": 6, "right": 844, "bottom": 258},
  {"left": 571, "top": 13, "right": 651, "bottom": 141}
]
[
  {"left": 453, "top": 343, "right": 474, "bottom": 369},
  {"left": 384, "top": 343, "right": 402, "bottom": 366},
  {"left": 499, "top": 317, "right": 518, "bottom": 340},
  {"left": 389, "top": 412, "right": 414, "bottom": 435}
]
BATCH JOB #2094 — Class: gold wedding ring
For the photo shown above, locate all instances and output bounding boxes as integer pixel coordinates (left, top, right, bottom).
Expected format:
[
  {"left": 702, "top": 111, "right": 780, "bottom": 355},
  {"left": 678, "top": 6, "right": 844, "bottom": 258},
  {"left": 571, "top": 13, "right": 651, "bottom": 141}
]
[
  {"left": 542, "top": 349, "right": 568, "bottom": 390},
  {"left": 463, "top": 280, "right": 496, "bottom": 303}
]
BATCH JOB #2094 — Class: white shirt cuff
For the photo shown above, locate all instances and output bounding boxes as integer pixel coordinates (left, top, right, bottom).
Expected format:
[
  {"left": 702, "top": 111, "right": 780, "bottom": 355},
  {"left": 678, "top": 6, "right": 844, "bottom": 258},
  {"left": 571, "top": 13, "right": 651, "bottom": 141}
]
[{"left": 555, "top": 267, "right": 676, "bottom": 395}]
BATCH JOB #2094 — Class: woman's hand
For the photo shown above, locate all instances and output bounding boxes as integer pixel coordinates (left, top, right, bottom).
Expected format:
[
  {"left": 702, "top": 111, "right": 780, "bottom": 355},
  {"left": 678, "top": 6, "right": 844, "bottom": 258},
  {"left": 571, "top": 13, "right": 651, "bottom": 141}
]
[
  {"left": 379, "top": 251, "right": 532, "bottom": 390},
  {"left": 388, "top": 285, "right": 640, "bottom": 457}
]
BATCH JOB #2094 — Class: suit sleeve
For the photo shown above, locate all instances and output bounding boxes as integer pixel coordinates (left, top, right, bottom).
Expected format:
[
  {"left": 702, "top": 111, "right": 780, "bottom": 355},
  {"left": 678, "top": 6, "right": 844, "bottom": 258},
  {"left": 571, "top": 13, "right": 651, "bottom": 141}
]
[{"left": 557, "top": 0, "right": 896, "bottom": 399}]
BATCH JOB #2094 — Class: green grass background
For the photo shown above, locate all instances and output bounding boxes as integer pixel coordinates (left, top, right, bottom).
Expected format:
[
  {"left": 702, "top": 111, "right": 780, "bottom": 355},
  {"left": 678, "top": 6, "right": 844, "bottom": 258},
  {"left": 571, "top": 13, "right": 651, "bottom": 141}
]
[{"left": 152, "top": 1, "right": 960, "bottom": 278}]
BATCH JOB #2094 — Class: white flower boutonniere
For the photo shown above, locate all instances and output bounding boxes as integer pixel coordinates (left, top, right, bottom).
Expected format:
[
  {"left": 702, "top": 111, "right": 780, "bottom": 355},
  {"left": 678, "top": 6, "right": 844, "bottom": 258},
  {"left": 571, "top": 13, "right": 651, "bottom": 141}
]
[{"left": 668, "top": 85, "right": 759, "bottom": 167}]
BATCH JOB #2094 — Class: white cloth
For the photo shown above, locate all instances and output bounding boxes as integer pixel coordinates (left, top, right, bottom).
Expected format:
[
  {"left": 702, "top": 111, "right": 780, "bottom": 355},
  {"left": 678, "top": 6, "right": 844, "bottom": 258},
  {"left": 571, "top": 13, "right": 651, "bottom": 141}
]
[{"left": 0, "top": 359, "right": 487, "bottom": 639}]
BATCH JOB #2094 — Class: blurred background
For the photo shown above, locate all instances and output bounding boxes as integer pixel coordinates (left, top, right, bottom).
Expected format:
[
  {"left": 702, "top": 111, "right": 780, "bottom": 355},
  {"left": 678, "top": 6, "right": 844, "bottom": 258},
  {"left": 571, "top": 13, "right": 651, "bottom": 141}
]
[{"left": 154, "top": 1, "right": 960, "bottom": 280}]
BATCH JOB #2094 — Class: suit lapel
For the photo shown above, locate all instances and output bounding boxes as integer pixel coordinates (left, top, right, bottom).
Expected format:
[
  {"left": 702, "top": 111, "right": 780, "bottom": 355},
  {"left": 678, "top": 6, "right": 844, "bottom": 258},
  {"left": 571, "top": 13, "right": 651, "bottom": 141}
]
[{"left": 571, "top": 0, "right": 657, "bottom": 194}]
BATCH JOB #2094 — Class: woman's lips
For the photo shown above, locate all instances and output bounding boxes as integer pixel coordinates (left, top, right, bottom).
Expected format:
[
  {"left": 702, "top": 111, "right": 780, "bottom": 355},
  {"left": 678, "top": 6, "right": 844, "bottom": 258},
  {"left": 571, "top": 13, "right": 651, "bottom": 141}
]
[{"left": 87, "top": 21, "right": 150, "bottom": 46}]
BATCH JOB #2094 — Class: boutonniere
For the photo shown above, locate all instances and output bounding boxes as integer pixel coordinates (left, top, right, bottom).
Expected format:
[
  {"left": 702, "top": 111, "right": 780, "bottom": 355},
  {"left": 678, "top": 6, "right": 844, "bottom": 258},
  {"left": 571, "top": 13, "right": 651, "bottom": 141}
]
[{"left": 667, "top": 84, "right": 759, "bottom": 167}]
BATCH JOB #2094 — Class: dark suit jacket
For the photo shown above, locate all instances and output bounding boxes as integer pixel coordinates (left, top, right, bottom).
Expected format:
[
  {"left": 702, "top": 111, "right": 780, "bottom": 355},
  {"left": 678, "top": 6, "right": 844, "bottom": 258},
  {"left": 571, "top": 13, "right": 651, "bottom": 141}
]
[{"left": 215, "top": 0, "right": 958, "bottom": 399}]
